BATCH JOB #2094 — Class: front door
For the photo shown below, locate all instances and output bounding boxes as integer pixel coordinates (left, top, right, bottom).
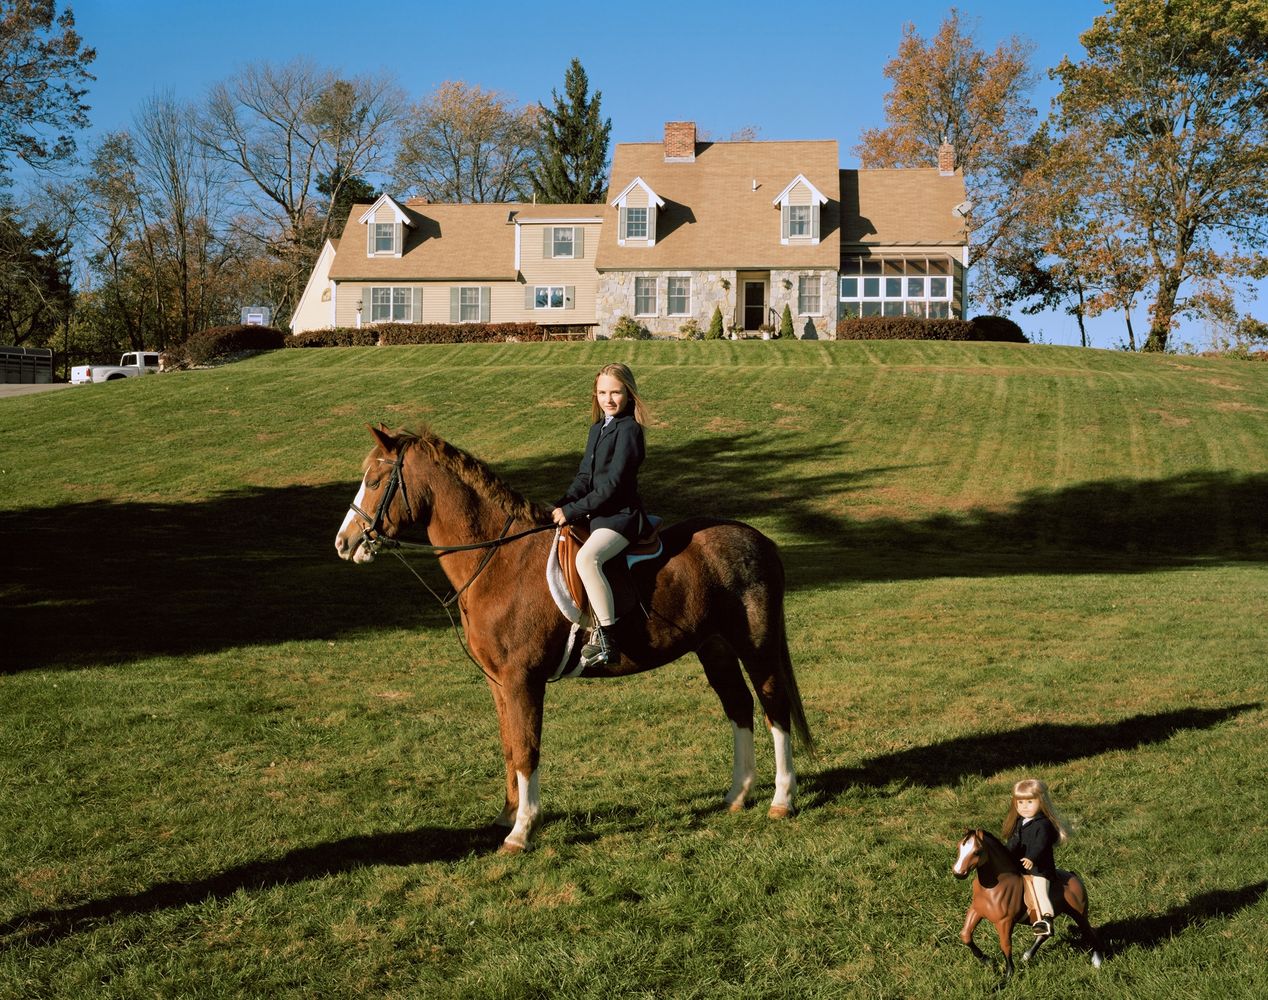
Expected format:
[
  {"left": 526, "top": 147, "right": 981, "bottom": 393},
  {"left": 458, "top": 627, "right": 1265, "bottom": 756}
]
[{"left": 743, "top": 281, "right": 765, "bottom": 331}]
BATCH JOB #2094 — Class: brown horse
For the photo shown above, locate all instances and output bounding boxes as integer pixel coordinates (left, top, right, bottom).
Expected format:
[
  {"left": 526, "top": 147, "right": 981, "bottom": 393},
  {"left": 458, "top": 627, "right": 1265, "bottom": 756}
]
[
  {"left": 335, "top": 425, "right": 815, "bottom": 853},
  {"left": 952, "top": 828, "right": 1104, "bottom": 978}
]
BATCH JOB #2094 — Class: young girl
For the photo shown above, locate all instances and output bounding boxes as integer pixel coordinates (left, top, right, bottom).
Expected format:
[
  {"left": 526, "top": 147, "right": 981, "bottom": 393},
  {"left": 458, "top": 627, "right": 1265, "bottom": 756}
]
[
  {"left": 1003, "top": 777, "right": 1072, "bottom": 935},
  {"left": 551, "top": 362, "right": 650, "bottom": 668}
]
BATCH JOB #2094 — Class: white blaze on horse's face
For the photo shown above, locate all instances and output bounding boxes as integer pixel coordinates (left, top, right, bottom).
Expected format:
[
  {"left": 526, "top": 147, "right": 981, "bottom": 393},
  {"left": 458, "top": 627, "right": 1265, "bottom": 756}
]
[
  {"left": 953, "top": 834, "right": 978, "bottom": 878},
  {"left": 335, "top": 476, "right": 375, "bottom": 564}
]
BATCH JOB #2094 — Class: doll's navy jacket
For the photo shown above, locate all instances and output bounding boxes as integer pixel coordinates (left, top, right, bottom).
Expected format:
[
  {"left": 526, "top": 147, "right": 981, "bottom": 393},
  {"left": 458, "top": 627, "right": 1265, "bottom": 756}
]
[
  {"left": 1007, "top": 816, "right": 1059, "bottom": 879},
  {"left": 557, "top": 411, "right": 648, "bottom": 542}
]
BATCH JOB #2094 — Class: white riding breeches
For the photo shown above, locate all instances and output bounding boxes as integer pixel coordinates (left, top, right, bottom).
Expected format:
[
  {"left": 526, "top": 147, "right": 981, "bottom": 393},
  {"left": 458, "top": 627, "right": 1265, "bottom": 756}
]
[{"left": 575, "top": 527, "right": 629, "bottom": 627}]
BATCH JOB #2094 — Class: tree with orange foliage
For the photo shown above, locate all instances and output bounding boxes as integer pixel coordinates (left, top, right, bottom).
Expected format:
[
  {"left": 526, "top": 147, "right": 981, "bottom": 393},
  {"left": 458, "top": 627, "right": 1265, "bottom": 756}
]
[{"left": 855, "top": 9, "right": 1037, "bottom": 307}]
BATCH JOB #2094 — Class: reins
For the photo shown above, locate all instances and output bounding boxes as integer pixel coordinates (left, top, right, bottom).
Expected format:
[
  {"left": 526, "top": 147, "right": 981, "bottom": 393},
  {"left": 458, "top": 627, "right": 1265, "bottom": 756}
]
[{"left": 348, "top": 452, "right": 555, "bottom": 685}]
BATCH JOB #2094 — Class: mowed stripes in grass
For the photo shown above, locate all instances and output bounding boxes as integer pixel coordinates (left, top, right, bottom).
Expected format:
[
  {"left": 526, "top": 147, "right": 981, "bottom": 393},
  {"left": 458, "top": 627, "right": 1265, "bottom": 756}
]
[{"left": 1, "top": 341, "right": 1265, "bottom": 998}]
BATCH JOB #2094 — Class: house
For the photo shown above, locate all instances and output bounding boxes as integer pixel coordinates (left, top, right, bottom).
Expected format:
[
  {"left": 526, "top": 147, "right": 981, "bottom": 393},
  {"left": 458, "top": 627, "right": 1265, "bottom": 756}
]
[
  {"left": 297, "top": 194, "right": 603, "bottom": 333},
  {"left": 292, "top": 123, "right": 968, "bottom": 339}
]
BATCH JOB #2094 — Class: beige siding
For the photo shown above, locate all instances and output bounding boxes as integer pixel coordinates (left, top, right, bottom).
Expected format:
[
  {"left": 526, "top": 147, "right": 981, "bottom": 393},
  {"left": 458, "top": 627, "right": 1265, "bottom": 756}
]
[
  {"left": 374, "top": 205, "right": 397, "bottom": 224},
  {"left": 517, "top": 221, "right": 601, "bottom": 323},
  {"left": 789, "top": 180, "right": 813, "bottom": 205},
  {"left": 626, "top": 188, "right": 649, "bottom": 209}
]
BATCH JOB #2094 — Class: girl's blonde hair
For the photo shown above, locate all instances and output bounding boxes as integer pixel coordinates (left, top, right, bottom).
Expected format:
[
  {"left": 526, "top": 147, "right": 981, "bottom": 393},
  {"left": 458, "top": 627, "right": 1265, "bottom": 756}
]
[
  {"left": 1002, "top": 777, "right": 1071, "bottom": 843},
  {"left": 591, "top": 362, "right": 649, "bottom": 426}
]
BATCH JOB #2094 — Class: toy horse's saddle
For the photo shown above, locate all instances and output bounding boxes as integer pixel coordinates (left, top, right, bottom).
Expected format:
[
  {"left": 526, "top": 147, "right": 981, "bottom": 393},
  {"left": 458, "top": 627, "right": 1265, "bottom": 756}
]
[
  {"left": 554, "top": 517, "right": 663, "bottom": 615},
  {"left": 1022, "top": 869, "right": 1074, "bottom": 925}
]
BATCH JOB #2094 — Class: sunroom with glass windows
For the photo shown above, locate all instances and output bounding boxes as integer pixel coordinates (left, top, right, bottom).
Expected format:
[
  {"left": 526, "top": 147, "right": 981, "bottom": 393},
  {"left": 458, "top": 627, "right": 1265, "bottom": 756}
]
[{"left": 838, "top": 256, "right": 958, "bottom": 319}]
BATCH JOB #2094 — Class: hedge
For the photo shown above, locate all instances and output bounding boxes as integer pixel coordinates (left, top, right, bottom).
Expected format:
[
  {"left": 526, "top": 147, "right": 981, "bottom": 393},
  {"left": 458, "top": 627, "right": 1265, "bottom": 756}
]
[
  {"left": 172, "top": 325, "right": 287, "bottom": 365},
  {"left": 286, "top": 327, "right": 378, "bottom": 348},
  {"left": 835, "top": 315, "right": 1029, "bottom": 343},
  {"left": 375, "top": 322, "right": 544, "bottom": 345}
]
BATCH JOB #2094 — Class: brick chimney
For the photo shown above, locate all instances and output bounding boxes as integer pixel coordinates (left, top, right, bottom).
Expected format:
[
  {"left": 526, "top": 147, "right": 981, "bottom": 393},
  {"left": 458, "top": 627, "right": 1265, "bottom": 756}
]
[
  {"left": 405, "top": 195, "right": 431, "bottom": 207},
  {"left": 938, "top": 138, "right": 955, "bottom": 176},
  {"left": 664, "top": 121, "right": 696, "bottom": 162}
]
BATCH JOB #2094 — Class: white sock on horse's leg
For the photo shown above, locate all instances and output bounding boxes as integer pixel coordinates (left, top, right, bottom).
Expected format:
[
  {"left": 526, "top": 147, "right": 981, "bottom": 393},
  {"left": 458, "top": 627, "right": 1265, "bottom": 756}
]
[
  {"left": 726, "top": 721, "right": 756, "bottom": 810},
  {"left": 768, "top": 722, "right": 796, "bottom": 818},
  {"left": 502, "top": 769, "right": 539, "bottom": 852}
]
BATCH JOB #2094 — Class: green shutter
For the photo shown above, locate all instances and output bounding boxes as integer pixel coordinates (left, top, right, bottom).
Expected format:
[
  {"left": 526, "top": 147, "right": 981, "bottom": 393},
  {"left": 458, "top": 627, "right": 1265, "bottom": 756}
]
[
  {"left": 450, "top": 287, "right": 460, "bottom": 323},
  {"left": 525, "top": 285, "right": 536, "bottom": 309},
  {"left": 574, "top": 228, "right": 584, "bottom": 258},
  {"left": 564, "top": 286, "right": 575, "bottom": 310},
  {"left": 412, "top": 287, "right": 423, "bottom": 321},
  {"left": 394, "top": 222, "right": 402, "bottom": 256},
  {"left": 618, "top": 207, "right": 627, "bottom": 241},
  {"left": 366, "top": 222, "right": 374, "bottom": 256},
  {"left": 543, "top": 228, "right": 553, "bottom": 258},
  {"left": 480, "top": 287, "right": 491, "bottom": 323},
  {"left": 781, "top": 204, "right": 790, "bottom": 241},
  {"left": 812, "top": 202, "right": 821, "bottom": 241}
]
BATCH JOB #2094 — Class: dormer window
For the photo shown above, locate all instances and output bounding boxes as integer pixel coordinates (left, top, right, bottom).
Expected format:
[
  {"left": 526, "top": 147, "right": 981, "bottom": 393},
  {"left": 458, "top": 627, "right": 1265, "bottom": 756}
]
[
  {"left": 358, "top": 195, "right": 413, "bottom": 258},
  {"left": 624, "top": 208, "right": 648, "bottom": 240},
  {"left": 610, "top": 176, "right": 665, "bottom": 247},
  {"left": 788, "top": 205, "right": 811, "bottom": 238},
  {"left": 772, "top": 174, "right": 828, "bottom": 246}
]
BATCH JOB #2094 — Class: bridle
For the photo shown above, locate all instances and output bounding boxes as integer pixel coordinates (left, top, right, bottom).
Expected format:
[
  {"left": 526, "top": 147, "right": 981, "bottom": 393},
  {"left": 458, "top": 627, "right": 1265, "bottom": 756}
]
[{"left": 344, "top": 447, "right": 556, "bottom": 683}]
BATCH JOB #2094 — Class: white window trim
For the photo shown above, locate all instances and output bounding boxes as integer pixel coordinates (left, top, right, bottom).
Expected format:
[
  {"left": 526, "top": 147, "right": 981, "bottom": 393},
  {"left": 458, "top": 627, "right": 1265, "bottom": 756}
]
[
  {"left": 667, "top": 276, "right": 691, "bottom": 316},
  {"left": 610, "top": 176, "right": 665, "bottom": 247},
  {"left": 369, "top": 285, "right": 414, "bottom": 324},
  {"left": 552, "top": 226, "right": 576, "bottom": 259},
  {"left": 797, "top": 275, "right": 823, "bottom": 317},
  {"left": 459, "top": 286, "right": 483, "bottom": 323},
  {"left": 788, "top": 205, "right": 812, "bottom": 239},
  {"left": 634, "top": 276, "right": 657, "bottom": 317},
  {"left": 534, "top": 285, "right": 567, "bottom": 310},
  {"left": 624, "top": 207, "right": 649, "bottom": 240}
]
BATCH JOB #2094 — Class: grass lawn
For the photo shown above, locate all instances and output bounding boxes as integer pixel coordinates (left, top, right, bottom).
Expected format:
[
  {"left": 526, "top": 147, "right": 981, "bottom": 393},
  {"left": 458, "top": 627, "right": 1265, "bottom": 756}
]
[{"left": 1, "top": 340, "right": 1265, "bottom": 998}]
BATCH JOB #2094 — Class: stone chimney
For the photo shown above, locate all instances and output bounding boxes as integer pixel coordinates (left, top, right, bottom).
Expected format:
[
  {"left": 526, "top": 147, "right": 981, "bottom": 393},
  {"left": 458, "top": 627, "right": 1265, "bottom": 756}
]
[
  {"left": 938, "top": 138, "right": 955, "bottom": 176},
  {"left": 664, "top": 121, "right": 696, "bottom": 162}
]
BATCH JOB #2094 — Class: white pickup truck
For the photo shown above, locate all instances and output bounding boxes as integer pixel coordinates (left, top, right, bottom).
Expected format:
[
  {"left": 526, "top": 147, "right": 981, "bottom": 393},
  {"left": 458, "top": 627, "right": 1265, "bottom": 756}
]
[{"left": 71, "top": 351, "right": 161, "bottom": 384}]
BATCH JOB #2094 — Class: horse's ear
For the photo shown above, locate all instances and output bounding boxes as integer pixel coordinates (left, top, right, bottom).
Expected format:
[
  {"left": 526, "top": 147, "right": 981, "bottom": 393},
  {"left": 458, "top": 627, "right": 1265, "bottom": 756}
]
[{"left": 367, "top": 423, "right": 396, "bottom": 453}]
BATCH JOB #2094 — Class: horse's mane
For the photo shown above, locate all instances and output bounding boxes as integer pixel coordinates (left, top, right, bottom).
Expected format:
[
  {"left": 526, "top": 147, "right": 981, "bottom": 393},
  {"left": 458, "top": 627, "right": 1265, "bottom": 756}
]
[
  {"left": 386, "top": 426, "right": 548, "bottom": 523},
  {"left": 977, "top": 829, "right": 1023, "bottom": 872}
]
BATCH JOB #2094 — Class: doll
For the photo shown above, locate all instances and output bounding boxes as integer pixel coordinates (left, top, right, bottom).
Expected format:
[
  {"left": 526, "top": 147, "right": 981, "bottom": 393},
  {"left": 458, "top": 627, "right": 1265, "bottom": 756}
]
[{"left": 1002, "top": 777, "right": 1071, "bottom": 934}]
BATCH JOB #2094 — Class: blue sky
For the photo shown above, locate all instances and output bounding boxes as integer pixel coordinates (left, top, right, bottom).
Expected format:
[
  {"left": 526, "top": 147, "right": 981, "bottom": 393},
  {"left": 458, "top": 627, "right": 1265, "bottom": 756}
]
[{"left": 64, "top": 0, "right": 1254, "bottom": 348}]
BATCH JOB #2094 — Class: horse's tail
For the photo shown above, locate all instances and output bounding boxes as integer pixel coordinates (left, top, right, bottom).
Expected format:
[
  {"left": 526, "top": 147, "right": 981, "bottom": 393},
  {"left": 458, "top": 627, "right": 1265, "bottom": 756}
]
[{"left": 777, "top": 607, "right": 817, "bottom": 759}]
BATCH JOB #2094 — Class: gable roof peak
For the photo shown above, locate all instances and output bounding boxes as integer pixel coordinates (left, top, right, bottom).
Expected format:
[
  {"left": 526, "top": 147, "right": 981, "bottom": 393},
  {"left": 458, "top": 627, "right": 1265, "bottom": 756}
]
[
  {"left": 771, "top": 173, "right": 829, "bottom": 207},
  {"left": 356, "top": 193, "right": 413, "bottom": 227}
]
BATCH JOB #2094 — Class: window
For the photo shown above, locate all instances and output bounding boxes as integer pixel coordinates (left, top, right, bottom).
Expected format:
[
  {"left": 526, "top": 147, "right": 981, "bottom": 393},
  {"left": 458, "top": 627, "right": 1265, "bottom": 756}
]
[
  {"left": 552, "top": 227, "right": 575, "bottom": 259},
  {"left": 535, "top": 286, "right": 565, "bottom": 309},
  {"left": 635, "top": 276, "right": 656, "bottom": 316},
  {"left": 788, "top": 205, "right": 811, "bottom": 238},
  {"left": 839, "top": 257, "right": 955, "bottom": 317},
  {"left": 798, "top": 275, "right": 821, "bottom": 315},
  {"left": 625, "top": 207, "right": 648, "bottom": 239},
  {"left": 370, "top": 286, "right": 412, "bottom": 322},
  {"left": 459, "top": 286, "right": 482, "bottom": 323},
  {"left": 667, "top": 277, "right": 691, "bottom": 316},
  {"left": 373, "top": 222, "right": 395, "bottom": 254}
]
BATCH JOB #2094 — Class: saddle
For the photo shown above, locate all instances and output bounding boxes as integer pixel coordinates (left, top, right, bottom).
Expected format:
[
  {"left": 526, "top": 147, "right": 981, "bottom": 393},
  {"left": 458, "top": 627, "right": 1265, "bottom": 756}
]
[{"left": 557, "top": 518, "right": 663, "bottom": 615}]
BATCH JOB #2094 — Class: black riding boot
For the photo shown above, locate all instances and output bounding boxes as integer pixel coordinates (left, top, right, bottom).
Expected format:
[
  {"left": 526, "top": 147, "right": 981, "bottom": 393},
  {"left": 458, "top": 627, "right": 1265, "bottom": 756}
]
[{"left": 580, "top": 623, "right": 619, "bottom": 667}]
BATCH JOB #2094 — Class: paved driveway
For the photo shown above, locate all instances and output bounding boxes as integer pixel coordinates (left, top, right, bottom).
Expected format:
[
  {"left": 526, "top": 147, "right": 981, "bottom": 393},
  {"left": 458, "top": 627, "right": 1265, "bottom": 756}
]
[{"left": 0, "top": 383, "right": 74, "bottom": 398}]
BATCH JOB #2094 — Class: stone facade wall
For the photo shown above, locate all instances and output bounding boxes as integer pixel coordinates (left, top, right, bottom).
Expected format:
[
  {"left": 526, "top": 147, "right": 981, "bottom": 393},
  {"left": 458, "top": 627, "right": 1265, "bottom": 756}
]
[
  {"left": 597, "top": 270, "right": 737, "bottom": 338},
  {"left": 769, "top": 268, "right": 840, "bottom": 339}
]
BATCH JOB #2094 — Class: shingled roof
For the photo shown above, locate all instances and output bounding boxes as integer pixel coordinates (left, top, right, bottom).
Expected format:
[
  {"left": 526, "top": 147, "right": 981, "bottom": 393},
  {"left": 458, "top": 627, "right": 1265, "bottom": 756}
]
[
  {"left": 839, "top": 168, "right": 968, "bottom": 248},
  {"left": 595, "top": 139, "right": 841, "bottom": 270}
]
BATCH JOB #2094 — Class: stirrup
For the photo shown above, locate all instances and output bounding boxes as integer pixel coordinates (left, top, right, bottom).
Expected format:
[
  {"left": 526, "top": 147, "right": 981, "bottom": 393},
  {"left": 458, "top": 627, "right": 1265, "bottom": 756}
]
[
  {"left": 1032, "top": 918, "right": 1052, "bottom": 936},
  {"left": 580, "top": 625, "right": 618, "bottom": 667}
]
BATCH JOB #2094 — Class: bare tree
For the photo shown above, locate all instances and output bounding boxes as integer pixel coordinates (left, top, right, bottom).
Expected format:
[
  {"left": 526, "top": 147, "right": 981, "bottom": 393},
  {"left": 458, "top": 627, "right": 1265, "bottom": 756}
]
[
  {"left": 199, "top": 59, "right": 405, "bottom": 320},
  {"left": 394, "top": 80, "right": 537, "bottom": 203}
]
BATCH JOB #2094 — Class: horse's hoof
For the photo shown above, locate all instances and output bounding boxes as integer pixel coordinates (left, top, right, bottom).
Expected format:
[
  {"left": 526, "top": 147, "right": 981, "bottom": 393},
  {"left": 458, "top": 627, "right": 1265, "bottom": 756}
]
[
  {"left": 767, "top": 804, "right": 794, "bottom": 820},
  {"left": 726, "top": 798, "right": 745, "bottom": 813},
  {"left": 498, "top": 839, "right": 529, "bottom": 855}
]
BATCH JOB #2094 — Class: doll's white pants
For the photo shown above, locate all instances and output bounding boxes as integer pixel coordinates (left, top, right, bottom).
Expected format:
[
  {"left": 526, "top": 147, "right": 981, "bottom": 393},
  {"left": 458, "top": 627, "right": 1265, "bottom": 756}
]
[
  {"left": 1026, "top": 875, "right": 1055, "bottom": 918},
  {"left": 575, "top": 527, "right": 628, "bottom": 627}
]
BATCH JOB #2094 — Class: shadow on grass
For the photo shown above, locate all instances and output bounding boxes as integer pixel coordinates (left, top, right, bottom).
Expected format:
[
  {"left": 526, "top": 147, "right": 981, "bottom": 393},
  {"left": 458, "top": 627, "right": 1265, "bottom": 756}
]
[
  {"left": 0, "top": 823, "right": 505, "bottom": 950},
  {"left": 4, "top": 431, "right": 1266, "bottom": 671},
  {"left": 804, "top": 704, "right": 1260, "bottom": 804},
  {"left": 1097, "top": 881, "right": 1268, "bottom": 952}
]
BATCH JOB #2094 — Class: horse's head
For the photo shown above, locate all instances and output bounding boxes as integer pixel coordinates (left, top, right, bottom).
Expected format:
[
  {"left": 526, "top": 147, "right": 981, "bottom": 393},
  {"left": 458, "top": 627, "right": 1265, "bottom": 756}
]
[
  {"left": 952, "top": 829, "right": 987, "bottom": 880},
  {"left": 335, "top": 424, "right": 425, "bottom": 564}
]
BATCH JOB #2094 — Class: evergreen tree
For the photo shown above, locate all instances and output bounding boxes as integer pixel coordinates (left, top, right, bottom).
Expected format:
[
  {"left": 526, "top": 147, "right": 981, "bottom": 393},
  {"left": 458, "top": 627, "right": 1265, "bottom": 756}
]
[
  {"left": 529, "top": 59, "right": 611, "bottom": 204},
  {"left": 317, "top": 167, "right": 378, "bottom": 236}
]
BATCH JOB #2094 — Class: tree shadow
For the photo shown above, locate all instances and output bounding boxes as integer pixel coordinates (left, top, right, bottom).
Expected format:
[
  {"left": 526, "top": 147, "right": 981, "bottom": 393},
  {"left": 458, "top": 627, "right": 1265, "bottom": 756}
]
[
  {"left": 1096, "top": 881, "right": 1268, "bottom": 953},
  {"left": 4, "top": 430, "right": 1265, "bottom": 671},
  {"left": 0, "top": 823, "right": 504, "bottom": 950},
  {"left": 804, "top": 704, "right": 1260, "bottom": 804}
]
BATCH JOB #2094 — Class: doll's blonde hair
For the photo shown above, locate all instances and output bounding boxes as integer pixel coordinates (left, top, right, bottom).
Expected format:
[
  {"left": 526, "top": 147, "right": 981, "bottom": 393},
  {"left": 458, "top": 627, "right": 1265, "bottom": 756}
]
[
  {"left": 1002, "top": 777, "right": 1071, "bottom": 843},
  {"left": 590, "top": 362, "right": 649, "bottom": 425}
]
